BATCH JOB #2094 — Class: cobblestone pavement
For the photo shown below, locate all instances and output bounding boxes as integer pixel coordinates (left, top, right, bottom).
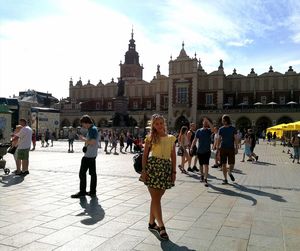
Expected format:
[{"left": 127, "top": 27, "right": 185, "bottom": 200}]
[{"left": 0, "top": 140, "right": 300, "bottom": 250}]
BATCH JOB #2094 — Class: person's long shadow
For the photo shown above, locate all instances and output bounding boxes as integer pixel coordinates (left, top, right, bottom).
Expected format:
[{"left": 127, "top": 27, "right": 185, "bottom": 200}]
[
  {"left": 161, "top": 240, "right": 196, "bottom": 251},
  {"left": 0, "top": 174, "right": 24, "bottom": 187},
  {"left": 253, "top": 161, "right": 276, "bottom": 166},
  {"left": 232, "top": 168, "right": 246, "bottom": 175},
  {"left": 208, "top": 183, "right": 257, "bottom": 206},
  {"left": 232, "top": 183, "right": 286, "bottom": 202},
  {"left": 77, "top": 197, "right": 105, "bottom": 225}
]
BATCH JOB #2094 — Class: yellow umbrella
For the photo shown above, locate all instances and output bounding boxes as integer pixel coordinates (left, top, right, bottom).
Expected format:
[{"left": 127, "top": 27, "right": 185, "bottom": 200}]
[
  {"left": 266, "top": 124, "right": 286, "bottom": 138},
  {"left": 282, "top": 121, "right": 300, "bottom": 131}
]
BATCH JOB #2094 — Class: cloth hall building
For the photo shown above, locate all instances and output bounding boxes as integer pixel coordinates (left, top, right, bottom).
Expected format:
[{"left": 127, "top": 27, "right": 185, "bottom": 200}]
[{"left": 59, "top": 32, "right": 300, "bottom": 133}]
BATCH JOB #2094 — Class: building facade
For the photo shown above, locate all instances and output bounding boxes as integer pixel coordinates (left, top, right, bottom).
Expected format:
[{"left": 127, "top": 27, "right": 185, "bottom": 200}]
[{"left": 59, "top": 32, "right": 300, "bottom": 133}]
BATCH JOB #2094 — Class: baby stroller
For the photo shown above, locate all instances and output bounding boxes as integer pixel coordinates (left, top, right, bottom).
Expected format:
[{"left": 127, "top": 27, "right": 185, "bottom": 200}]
[{"left": 0, "top": 143, "right": 10, "bottom": 175}]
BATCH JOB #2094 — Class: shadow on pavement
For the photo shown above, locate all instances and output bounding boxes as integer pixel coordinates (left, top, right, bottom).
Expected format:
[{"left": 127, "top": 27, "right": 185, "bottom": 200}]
[
  {"left": 232, "top": 183, "right": 287, "bottom": 202},
  {"left": 0, "top": 174, "right": 24, "bottom": 186},
  {"left": 208, "top": 183, "right": 257, "bottom": 206},
  {"left": 161, "top": 240, "right": 196, "bottom": 251},
  {"left": 253, "top": 161, "right": 276, "bottom": 166},
  {"left": 76, "top": 196, "right": 105, "bottom": 225},
  {"left": 232, "top": 168, "right": 246, "bottom": 175}
]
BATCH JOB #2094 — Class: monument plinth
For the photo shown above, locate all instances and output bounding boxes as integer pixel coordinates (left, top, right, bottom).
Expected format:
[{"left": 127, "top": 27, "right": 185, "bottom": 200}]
[
  {"left": 113, "top": 96, "right": 129, "bottom": 115},
  {"left": 112, "top": 78, "right": 129, "bottom": 126}
]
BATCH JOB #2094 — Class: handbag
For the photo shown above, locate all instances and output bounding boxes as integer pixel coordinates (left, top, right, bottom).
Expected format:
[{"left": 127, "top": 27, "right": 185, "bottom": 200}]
[
  {"left": 133, "top": 153, "right": 143, "bottom": 173},
  {"left": 7, "top": 146, "right": 17, "bottom": 154},
  {"left": 133, "top": 144, "right": 151, "bottom": 174},
  {"left": 177, "top": 146, "right": 184, "bottom": 156}
]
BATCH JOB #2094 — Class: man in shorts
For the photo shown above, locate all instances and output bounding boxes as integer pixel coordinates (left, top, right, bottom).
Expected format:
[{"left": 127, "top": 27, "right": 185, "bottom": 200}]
[
  {"left": 217, "top": 114, "right": 239, "bottom": 184},
  {"left": 14, "top": 119, "right": 32, "bottom": 175},
  {"left": 191, "top": 118, "right": 213, "bottom": 187}
]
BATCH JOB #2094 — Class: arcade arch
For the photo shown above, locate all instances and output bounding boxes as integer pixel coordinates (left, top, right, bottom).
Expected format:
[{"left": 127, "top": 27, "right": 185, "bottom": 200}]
[
  {"left": 256, "top": 116, "right": 272, "bottom": 133},
  {"left": 277, "top": 116, "right": 293, "bottom": 124},
  {"left": 236, "top": 117, "right": 252, "bottom": 132},
  {"left": 175, "top": 115, "right": 189, "bottom": 131}
]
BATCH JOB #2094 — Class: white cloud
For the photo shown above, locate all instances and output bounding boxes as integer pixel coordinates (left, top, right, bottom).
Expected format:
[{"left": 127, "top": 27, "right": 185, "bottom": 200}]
[
  {"left": 227, "top": 39, "right": 254, "bottom": 47},
  {"left": 0, "top": 0, "right": 299, "bottom": 99}
]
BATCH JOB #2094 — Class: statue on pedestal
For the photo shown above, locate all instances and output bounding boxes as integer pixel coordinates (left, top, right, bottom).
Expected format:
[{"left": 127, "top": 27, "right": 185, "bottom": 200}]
[{"left": 117, "top": 77, "right": 125, "bottom": 97}]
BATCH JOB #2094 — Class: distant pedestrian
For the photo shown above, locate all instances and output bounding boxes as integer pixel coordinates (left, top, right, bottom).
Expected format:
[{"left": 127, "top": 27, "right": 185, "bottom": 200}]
[
  {"left": 31, "top": 129, "right": 36, "bottom": 151},
  {"left": 211, "top": 126, "right": 221, "bottom": 168},
  {"left": 247, "top": 129, "right": 258, "bottom": 161},
  {"left": 41, "top": 132, "right": 45, "bottom": 147},
  {"left": 71, "top": 115, "right": 99, "bottom": 198},
  {"left": 98, "top": 129, "right": 102, "bottom": 148},
  {"left": 51, "top": 131, "right": 55, "bottom": 147},
  {"left": 10, "top": 125, "right": 23, "bottom": 173},
  {"left": 119, "top": 132, "right": 125, "bottom": 153},
  {"left": 12, "top": 119, "right": 32, "bottom": 176},
  {"left": 216, "top": 114, "right": 239, "bottom": 185},
  {"left": 187, "top": 123, "right": 199, "bottom": 172},
  {"left": 103, "top": 130, "right": 109, "bottom": 153},
  {"left": 110, "top": 132, "right": 118, "bottom": 155},
  {"left": 68, "top": 128, "right": 76, "bottom": 152},
  {"left": 241, "top": 133, "right": 256, "bottom": 162},
  {"left": 45, "top": 129, "right": 50, "bottom": 147},
  {"left": 125, "top": 132, "right": 133, "bottom": 152},
  {"left": 191, "top": 117, "right": 213, "bottom": 186},
  {"left": 291, "top": 132, "right": 300, "bottom": 164},
  {"left": 177, "top": 125, "right": 190, "bottom": 174}
]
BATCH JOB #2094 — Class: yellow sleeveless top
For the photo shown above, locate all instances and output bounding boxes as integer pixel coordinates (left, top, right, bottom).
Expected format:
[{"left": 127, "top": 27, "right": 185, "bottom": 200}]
[{"left": 145, "top": 135, "right": 176, "bottom": 160}]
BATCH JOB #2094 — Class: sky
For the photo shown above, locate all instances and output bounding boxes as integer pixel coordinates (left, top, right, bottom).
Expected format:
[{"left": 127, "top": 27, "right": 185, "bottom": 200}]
[{"left": 1, "top": 0, "right": 300, "bottom": 100}]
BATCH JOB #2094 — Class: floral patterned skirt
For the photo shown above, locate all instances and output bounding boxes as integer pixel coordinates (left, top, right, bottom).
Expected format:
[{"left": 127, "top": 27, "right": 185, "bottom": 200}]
[{"left": 145, "top": 156, "right": 174, "bottom": 190}]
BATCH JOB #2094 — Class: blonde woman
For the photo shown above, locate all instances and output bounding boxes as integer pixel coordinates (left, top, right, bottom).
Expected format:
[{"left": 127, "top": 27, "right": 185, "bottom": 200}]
[
  {"left": 140, "top": 114, "right": 176, "bottom": 240},
  {"left": 178, "top": 125, "right": 190, "bottom": 173}
]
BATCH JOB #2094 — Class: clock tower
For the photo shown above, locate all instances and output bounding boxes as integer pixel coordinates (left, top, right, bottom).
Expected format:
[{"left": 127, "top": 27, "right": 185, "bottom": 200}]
[{"left": 120, "top": 30, "right": 143, "bottom": 81}]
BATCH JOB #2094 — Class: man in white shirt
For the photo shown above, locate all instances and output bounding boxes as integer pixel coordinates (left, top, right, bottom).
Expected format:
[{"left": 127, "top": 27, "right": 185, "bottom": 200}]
[{"left": 14, "top": 119, "right": 32, "bottom": 175}]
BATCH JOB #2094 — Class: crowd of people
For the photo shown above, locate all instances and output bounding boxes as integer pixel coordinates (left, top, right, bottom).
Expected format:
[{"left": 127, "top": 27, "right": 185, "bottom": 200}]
[
  {"left": 67, "top": 127, "right": 145, "bottom": 155},
  {"left": 5, "top": 113, "right": 300, "bottom": 242}
]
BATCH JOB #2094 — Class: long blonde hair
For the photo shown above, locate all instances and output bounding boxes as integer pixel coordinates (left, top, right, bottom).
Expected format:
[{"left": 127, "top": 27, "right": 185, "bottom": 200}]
[{"left": 149, "top": 114, "right": 167, "bottom": 144}]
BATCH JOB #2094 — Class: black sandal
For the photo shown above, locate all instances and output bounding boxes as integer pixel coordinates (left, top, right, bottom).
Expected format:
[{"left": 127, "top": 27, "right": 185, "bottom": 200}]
[
  {"left": 148, "top": 222, "right": 160, "bottom": 234},
  {"left": 159, "top": 226, "right": 169, "bottom": 240},
  {"left": 178, "top": 165, "right": 187, "bottom": 174}
]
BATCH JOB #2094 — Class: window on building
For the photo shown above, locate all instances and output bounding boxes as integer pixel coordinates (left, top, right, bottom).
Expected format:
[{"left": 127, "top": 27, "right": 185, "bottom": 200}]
[
  {"left": 176, "top": 87, "right": 188, "bottom": 104},
  {"left": 228, "top": 97, "right": 233, "bottom": 105},
  {"left": 261, "top": 96, "right": 267, "bottom": 104},
  {"left": 163, "top": 96, "right": 168, "bottom": 109},
  {"left": 96, "top": 102, "right": 100, "bottom": 110},
  {"left": 146, "top": 100, "right": 151, "bottom": 109},
  {"left": 72, "top": 103, "right": 75, "bottom": 109},
  {"left": 243, "top": 96, "right": 249, "bottom": 105},
  {"left": 279, "top": 96, "right": 285, "bottom": 105},
  {"left": 133, "top": 101, "right": 138, "bottom": 109},
  {"left": 107, "top": 102, "right": 112, "bottom": 110},
  {"left": 206, "top": 93, "right": 214, "bottom": 105}
]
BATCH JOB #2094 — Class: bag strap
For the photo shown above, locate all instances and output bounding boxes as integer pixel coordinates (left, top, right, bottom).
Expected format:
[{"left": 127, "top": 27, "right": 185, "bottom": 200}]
[{"left": 146, "top": 143, "right": 152, "bottom": 158}]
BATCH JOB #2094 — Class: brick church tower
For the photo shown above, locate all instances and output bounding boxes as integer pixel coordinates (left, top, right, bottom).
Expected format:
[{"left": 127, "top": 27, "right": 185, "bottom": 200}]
[{"left": 119, "top": 30, "right": 143, "bottom": 81}]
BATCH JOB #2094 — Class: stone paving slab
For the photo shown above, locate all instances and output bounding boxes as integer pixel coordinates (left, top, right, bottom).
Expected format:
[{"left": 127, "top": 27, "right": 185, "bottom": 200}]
[{"left": 0, "top": 140, "right": 300, "bottom": 250}]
